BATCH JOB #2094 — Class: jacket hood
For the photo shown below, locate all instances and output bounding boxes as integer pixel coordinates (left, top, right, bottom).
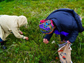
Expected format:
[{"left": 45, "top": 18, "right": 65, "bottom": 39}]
[{"left": 17, "top": 16, "right": 28, "bottom": 27}]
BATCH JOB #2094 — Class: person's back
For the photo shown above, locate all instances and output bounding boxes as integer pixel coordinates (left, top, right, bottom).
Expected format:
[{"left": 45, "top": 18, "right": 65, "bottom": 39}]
[
  {"left": 46, "top": 11, "right": 78, "bottom": 33},
  {"left": 0, "top": 15, "right": 18, "bottom": 33}
]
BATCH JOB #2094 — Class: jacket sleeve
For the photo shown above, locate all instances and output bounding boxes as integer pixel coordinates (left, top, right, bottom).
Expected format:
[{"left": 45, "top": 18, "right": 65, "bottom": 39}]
[
  {"left": 11, "top": 27, "right": 24, "bottom": 38},
  {"left": 68, "top": 30, "right": 78, "bottom": 43},
  {"left": 44, "top": 32, "right": 54, "bottom": 41}
]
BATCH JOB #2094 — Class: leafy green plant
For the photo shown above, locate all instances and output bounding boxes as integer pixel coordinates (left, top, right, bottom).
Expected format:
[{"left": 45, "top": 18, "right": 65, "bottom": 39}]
[{"left": 0, "top": 0, "right": 84, "bottom": 63}]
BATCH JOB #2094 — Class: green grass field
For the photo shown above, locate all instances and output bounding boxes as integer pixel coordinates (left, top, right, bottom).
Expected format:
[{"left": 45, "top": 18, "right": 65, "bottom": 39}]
[{"left": 0, "top": 0, "right": 84, "bottom": 63}]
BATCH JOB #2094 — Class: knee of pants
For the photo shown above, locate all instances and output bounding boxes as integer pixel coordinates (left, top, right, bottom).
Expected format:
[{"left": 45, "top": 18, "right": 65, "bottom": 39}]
[{"left": 0, "top": 37, "right": 3, "bottom": 42}]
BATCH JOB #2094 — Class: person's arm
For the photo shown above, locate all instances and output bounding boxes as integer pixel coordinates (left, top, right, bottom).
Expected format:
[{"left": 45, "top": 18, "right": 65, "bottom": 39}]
[
  {"left": 12, "top": 27, "right": 28, "bottom": 40},
  {"left": 68, "top": 30, "right": 78, "bottom": 43},
  {"left": 43, "top": 32, "right": 54, "bottom": 44},
  {"left": 44, "top": 32, "right": 54, "bottom": 41}
]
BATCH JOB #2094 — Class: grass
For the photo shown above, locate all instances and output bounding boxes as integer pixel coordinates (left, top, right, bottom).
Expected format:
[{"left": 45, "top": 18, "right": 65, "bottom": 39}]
[{"left": 0, "top": 0, "right": 84, "bottom": 63}]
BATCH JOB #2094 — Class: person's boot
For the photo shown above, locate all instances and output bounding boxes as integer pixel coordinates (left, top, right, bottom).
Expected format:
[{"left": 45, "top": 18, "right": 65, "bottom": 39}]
[
  {"left": 1, "top": 45, "right": 7, "bottom": 49},
  {"left": 1, "top": 42, "right": 7, "bottom": 49}
]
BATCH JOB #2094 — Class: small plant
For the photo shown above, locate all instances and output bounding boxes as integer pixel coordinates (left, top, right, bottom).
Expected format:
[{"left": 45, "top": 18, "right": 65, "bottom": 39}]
[{"left": 0, "top": 0, "right": 84, "bottom": 63}]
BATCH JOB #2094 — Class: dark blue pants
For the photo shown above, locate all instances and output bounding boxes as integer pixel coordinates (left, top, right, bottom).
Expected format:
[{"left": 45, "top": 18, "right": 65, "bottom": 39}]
[{"left": 0, "top": 38, "right": 4, "bottom": 45}]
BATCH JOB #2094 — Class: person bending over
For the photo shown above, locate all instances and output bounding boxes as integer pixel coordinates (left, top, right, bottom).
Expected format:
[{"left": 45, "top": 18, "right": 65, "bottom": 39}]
[{"left": 0, "top": 15, "right": 28, "bottom": 49}]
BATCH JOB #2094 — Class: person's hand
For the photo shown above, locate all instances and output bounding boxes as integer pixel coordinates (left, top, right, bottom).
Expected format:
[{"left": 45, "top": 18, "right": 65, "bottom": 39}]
[
  {"left": 67, "top": 40, "right": 71, "bottom": 44},
  {"left": 23, "top": 36, "right": 29, "bottom": 40},
  {"left": 19, "top": 31, "right": 23, "bottom": 35},
  {"left": 43, "top": 38, "right": 49, "bottom": 44}
]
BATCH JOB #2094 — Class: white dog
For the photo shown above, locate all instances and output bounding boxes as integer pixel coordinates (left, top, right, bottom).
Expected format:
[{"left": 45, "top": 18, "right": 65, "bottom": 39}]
[{"left": 0, "top": 15, "right": 28, "bottom": 49}]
